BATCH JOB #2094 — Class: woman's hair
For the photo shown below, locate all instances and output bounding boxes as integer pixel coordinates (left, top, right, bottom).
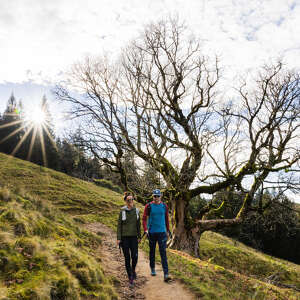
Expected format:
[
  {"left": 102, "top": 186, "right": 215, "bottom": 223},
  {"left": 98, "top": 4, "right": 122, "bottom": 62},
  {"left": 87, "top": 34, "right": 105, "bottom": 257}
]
[{"left": 124, "top": 191, "right": 134, "bottom": 201}]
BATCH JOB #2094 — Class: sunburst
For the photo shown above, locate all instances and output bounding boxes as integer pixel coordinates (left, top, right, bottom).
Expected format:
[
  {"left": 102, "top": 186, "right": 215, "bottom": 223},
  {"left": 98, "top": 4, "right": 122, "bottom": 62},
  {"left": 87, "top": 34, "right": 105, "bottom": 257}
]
[
  {"left": 0, "top": 104, "right": 58, "bottom": 167},
  {"left": 27, "top": 107, "right": 47, "bottom": 126}
]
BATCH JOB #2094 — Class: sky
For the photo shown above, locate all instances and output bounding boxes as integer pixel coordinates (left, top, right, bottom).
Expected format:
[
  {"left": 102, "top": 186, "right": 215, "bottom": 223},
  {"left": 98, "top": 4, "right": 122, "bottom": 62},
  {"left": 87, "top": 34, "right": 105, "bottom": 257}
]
[
  {"left": 0, "top": 0, "right": 299, "bottom": 111},
  {"left": 0, "top": 0, "right": 299, "bottom": 201}
]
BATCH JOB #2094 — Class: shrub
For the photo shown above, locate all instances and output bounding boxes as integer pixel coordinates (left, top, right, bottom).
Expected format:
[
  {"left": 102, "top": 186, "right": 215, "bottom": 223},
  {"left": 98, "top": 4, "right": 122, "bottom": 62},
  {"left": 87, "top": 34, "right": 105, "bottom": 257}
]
[
  {"left": 33, "top": 220, "right": 53, "bottom": 238},
  {"left": 8, "top": 288, "right": 39, "bottom": 300},
  {"left": 93, "top": 179, "right": 122, "bottom": 194},
  {"left": 14, "top": 237, "right": 38, "bottom": 256},
  {"left": 50, "top": 278, "right": 78, "bottom": 300},
  {"left": 14, "top": 222, "right": 27, "bottom": 236},
  {"left": 0, "top": 188, "right": 11, "bottom": 202},
  {"left": 0, "top": 209, "right": 16, "bottom": 222}
]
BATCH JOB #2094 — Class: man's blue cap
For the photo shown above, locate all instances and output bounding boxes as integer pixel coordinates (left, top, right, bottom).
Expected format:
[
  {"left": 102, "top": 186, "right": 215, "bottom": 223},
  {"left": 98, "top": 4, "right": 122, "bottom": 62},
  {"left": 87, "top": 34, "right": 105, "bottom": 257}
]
[{"left": 153, "top": 189, "right": 161, "bottom": 196}]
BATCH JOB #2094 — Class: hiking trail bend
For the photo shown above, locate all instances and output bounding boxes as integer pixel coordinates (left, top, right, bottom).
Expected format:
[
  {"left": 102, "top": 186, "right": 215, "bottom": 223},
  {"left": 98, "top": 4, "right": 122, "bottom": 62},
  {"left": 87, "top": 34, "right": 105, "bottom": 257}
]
[{"left": 85, "top": 223, "right": 197, "bottom": 300}]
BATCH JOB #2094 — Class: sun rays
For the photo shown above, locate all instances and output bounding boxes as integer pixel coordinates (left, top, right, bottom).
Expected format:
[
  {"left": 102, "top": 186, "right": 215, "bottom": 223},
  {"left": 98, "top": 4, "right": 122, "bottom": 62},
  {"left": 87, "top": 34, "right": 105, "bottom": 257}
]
[
  {"left": 0, "top": 103, "right": 58, "bottom": 167},
  {"left": 27, "top": 107, "right": 47, "bottom": 126}
]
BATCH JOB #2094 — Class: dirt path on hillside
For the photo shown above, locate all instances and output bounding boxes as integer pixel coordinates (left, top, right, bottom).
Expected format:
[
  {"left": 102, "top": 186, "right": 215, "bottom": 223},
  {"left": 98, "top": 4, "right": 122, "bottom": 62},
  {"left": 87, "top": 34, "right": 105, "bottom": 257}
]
[{"left": 85, "top": 223, "right": 197, "bottom": 300}]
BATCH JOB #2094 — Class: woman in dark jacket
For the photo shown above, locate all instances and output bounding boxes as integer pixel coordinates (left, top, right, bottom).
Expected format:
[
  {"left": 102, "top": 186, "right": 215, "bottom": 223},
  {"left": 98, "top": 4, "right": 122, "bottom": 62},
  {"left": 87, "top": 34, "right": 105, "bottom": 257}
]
[{"left": 117, "top": 192, "right": 141, "bottom": 285}]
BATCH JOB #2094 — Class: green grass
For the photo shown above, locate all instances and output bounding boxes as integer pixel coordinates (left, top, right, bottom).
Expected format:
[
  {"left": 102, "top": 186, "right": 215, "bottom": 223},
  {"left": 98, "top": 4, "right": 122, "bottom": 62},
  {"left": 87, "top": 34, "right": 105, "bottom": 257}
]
[
  {"left": 0, "top": 153, "right": 120, "bottom": 299},
  {"left": 199, "top": 231, "right": 300, "bottom": 289},
  {"left": 0, "top": 153, "right": 123, "bottom": 215},
  {"left": 137, "top": 236, "right": 300, "bottom": 300},
  {"left": 0, "top": 189, "right": 118, "bottom": 299},
  {"left": 0, "top": 152, "right": 300, "bottom": 299}
]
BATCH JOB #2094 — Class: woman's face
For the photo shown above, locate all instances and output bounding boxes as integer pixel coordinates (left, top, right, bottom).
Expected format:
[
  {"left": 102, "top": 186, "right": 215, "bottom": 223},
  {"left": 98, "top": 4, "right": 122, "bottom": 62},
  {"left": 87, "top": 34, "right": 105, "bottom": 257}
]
[{"left": 125, "top": 195, "right": 134, "bottom": 207}]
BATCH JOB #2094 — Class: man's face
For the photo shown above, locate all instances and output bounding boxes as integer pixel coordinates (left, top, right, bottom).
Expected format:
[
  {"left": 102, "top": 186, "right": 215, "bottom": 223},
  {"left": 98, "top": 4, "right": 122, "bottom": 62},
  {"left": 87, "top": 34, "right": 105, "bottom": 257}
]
[{"left": 153, "top": 195, "right": 161, "bottom": 202}]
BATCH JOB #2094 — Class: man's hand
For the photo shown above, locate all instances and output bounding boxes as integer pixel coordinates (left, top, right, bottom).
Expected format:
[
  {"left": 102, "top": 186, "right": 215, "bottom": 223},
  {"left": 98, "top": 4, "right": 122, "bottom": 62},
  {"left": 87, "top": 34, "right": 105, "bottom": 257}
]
[{"left": 117, "top": 240, "right": 120, "bottom": 246}]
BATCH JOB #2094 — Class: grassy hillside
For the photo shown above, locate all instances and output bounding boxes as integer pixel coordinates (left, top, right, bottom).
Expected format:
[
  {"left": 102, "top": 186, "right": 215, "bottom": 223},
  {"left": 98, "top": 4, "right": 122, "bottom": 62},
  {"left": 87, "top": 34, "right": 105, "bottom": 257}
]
[
  {"left": 0, "top": 153, "right": 122, "bottom": 299},
  {"left": 139, "top": 233, "right": 300, "bottom": 300},
  {"left": 1, "top": 152, "right": 300, "bottom": 299}
]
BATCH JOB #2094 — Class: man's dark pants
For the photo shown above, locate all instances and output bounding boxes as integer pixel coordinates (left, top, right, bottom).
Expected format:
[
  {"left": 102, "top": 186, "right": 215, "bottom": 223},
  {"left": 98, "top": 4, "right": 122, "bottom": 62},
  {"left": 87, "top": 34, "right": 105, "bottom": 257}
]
[
  {"left": 121, "top": 236, "right": 138, "bottom": 278},
  {"left": 148, "top": 232, "right": 168, "bottom": 275}
]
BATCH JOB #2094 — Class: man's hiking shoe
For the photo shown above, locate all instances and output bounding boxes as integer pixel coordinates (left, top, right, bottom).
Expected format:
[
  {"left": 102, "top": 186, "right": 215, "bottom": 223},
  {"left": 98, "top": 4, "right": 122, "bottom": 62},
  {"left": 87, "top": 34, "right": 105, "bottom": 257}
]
[
  {"left": 129, "top": 276, "right": 134, "bottom": 285},
  {"left": 164, "top": 274, "right": 172, "bottom": 282},
  {"left": 151, "top": 268, "right": 156, "bottom": 276}
]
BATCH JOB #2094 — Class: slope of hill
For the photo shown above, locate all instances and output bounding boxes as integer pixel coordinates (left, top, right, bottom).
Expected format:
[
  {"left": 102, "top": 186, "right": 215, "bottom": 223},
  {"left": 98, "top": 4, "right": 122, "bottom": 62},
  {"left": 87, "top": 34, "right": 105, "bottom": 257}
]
[
  {"left": 0, "top": 187, "right": 118, "bottom": 299},
  {"left": 0, "top": 153, "right": 122, "bottom": 299},
  {"left": 0, "top": 152, "right": 300, "bottom": 299},
  {"left": 139, "top": 234, "right": 300, "bottom": 299},
  {"left": 198, "top": 231, "right": 300, "bottom": 293}
]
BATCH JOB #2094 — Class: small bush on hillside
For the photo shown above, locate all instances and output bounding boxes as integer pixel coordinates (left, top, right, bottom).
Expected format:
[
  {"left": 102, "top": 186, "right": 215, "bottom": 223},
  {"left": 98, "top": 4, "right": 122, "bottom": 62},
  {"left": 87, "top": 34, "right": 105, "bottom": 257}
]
[
  {"left": 8, "top": 288, "right": 39, "bottom": 300},
  {"left": 0, "top": 209, "right": 16, "bottom": 222},
  {"left": 33, "top": 220, "right": 54, "bottom": 238},
  {"left": 0, "top": 233, "right": 12, "bottom": 251},
  {"left": 15, "top": 237, "right": 39, "bottom": 256},
  {"left": 14, "top": 222, "right": 27, "bottom": 236},
  {"left": 50, "top": 277, "right": 79, "bottom": 300},
  {"left": 93, "top": 179, "right": 122, "bottom": 194},
  {"left": 15, "top": 186, "right": 26, "bottom": 197},
  {"left": 0, "top": 188, "right": 11, "bottom": 202}
]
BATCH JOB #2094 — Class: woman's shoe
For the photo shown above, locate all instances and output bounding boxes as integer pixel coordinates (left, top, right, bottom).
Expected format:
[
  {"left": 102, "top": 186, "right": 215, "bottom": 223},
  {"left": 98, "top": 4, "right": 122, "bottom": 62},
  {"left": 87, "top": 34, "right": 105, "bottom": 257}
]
[{"left": 132, "top": 271, "right": 137, "bottom": 280}]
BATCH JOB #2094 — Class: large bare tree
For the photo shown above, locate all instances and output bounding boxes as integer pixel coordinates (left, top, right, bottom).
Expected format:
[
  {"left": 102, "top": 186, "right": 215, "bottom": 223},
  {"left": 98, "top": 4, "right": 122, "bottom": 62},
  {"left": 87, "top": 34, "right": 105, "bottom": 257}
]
[{"left": 54, "top": 18, "right": 300, "bottom": 256}]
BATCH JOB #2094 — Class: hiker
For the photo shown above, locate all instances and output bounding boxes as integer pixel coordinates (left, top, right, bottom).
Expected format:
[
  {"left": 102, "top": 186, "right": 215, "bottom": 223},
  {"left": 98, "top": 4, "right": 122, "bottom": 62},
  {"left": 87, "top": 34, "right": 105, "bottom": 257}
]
[
  {"left": 143, "top": 189, "right": 171, "bottom": 282},
  {"left": 117, "top": 192, "right": 141, "bottom": 285}
]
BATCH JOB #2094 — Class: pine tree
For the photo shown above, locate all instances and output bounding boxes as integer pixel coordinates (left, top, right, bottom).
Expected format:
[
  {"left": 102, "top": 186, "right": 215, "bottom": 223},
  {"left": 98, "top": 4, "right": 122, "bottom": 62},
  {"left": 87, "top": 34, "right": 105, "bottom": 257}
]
[
  {"left": 57, "top": 139, "right": 79, "bottom": 174},
  {"left": 23, "top": 95, "right": 59, "bottom": 168},
  {"left": 41, "top": 95, "right": 59, "bottom": 169},
  {"left": 0, "top": 93, "right": 25, "bottom": 156}
]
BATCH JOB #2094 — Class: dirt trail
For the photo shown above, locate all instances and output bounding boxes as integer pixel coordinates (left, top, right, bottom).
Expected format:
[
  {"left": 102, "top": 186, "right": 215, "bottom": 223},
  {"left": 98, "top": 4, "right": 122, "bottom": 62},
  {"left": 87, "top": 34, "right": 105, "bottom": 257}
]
[{"left": 85, "top": 223, "right": 197, "bottom": 300}]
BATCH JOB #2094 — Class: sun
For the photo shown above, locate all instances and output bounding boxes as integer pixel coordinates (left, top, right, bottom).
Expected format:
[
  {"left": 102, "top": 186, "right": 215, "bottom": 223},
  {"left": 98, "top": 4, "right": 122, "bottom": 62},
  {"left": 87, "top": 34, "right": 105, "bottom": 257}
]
[
  {"left": 0, "top": 98, "right": 58, "bottom": 168},
  {"left": 26, "top": 107, "right": 46, "bottom": 126}
]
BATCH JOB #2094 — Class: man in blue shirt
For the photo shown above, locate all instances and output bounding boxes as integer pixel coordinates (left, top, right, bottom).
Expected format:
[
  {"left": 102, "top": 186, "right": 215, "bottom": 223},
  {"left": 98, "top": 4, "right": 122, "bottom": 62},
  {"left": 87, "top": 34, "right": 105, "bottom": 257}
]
[{"left": 142, "top": 189, "right": 171, "bottom": 282}]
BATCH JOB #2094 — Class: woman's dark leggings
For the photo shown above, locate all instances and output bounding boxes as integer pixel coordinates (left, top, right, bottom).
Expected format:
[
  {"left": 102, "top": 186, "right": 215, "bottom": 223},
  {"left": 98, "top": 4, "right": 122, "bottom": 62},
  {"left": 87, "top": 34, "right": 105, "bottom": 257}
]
[{"left": 121, "top": 236, "right": 138, "bottom": 279}]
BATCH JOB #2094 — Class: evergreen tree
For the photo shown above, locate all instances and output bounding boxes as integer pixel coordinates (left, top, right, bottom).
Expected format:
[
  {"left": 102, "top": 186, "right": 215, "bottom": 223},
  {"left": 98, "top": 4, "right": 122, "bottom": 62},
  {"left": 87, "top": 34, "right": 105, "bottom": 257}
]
[
  {"left": 41, "top": 95, "right": 59, "bottom": 169},
  {"left": 238, "top": 194, "right": 300, "bottom": 263},
  {"left": 57, "top": 140, "right": 79, "bottom": 174},
  {"left": 25, "top": 95, "right": 59, "bottom": 168},
  {"left": 0, "top": 93, "right": 25, "bottom": 156}
]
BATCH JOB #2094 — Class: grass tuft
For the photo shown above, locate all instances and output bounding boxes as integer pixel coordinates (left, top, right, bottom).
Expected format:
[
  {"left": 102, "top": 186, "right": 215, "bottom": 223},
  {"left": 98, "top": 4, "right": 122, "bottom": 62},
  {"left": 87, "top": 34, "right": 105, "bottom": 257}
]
[{"left": 0, "top": 188, "right": 11, "bottom": 202}]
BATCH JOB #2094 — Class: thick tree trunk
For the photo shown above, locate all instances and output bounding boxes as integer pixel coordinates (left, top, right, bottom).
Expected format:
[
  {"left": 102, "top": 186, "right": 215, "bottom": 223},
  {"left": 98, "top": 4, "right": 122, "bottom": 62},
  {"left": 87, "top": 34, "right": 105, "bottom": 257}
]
[
  {"left": 168, "top": 194, "right": 242, "bottom": 257},
  {"left": 168, "top": 196, "right": 202, "bottom": 256},
  {"left": 170, "top": 223, "right": 202, "bottom": 257}
]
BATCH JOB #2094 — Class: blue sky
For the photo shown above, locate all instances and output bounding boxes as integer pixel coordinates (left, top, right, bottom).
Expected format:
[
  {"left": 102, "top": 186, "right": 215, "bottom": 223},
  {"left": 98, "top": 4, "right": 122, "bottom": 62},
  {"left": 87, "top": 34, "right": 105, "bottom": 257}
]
[
  {"left": 0, "top": 82, "right": 66, "bottom": 133},
  {"left": 0, "top": 0, "right": 299, "bottom": 202},
  {"left": 0, "top": 82, "right": 53, "bottom": 106},
  {"left": 1, "top": 0, "right": 299, "bottom": 118}
]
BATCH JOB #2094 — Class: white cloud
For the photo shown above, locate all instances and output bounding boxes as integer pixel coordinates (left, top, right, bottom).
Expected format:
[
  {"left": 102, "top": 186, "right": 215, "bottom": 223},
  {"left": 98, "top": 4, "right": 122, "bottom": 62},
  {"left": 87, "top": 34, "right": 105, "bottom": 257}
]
[
  {"left": 0, "top": 0, "right": 299, "bottom": 201},
  {"left": 0, "top": 0, "right": 299, "bottom": 84}
]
